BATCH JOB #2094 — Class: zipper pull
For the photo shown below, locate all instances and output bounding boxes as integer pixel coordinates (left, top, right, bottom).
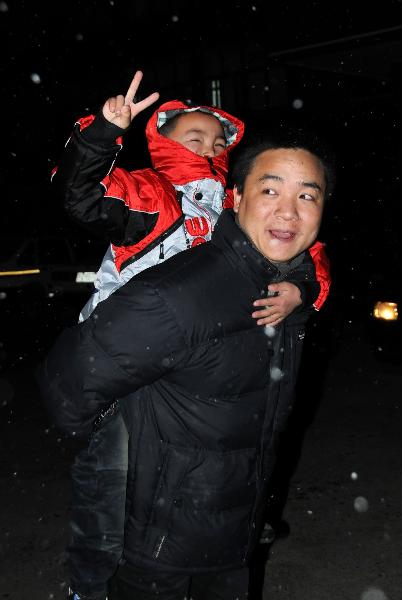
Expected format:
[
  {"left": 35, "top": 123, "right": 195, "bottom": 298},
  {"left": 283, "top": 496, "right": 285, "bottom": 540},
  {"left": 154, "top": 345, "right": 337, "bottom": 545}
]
[
  {"left": 159, "top": 242, "right": 165, "bottom": 260},
  {"left": 206, "top": 156, "right": 217, "bottom": 175}
]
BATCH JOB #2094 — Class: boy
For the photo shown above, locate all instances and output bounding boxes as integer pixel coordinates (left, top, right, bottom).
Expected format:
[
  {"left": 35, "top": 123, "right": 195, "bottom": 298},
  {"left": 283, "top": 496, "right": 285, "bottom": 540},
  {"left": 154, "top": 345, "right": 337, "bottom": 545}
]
[{"left": 51, "top": 71, "right": 331, "bottom": 324}]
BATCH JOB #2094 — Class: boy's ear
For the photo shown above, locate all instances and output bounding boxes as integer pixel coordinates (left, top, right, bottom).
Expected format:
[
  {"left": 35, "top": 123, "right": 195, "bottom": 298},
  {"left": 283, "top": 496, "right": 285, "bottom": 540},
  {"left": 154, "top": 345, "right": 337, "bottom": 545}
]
[{"left": 233, "top": 186, "right": 241, "bottom": 213}]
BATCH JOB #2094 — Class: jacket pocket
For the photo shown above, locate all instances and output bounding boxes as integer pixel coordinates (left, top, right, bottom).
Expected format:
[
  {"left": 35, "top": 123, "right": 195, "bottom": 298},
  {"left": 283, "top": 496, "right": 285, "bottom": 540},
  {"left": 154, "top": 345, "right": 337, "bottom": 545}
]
[
  {"left": 124, "top": 440, "right": 192, "bottom": 564},
  {"left": 127, "top": 443, "right": 258, "bottom": 569}
]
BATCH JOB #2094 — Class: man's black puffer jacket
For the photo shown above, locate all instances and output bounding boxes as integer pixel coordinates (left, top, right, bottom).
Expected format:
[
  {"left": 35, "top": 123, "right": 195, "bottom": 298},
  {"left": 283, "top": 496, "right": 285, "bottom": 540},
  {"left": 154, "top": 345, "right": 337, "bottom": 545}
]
[{"left": 38, "top": 209, "right": 317, "bottom": 584}]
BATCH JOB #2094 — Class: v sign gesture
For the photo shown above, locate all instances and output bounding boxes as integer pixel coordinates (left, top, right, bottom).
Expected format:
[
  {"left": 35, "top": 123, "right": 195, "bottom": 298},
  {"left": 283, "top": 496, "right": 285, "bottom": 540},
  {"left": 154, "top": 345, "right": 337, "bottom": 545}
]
[{"left": 102, "top": 71, "right": 160, "bottom": 130}]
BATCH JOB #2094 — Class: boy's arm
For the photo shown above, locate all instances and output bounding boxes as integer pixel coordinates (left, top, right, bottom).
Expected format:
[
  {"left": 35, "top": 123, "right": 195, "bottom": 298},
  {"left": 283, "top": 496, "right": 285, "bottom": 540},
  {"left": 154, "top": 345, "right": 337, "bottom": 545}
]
[
  {"left": 252, "top": 282, "right": 304, "bottom": 327},
  {"left": 251, "top": 241, "right": 331, "bottom": 326},
  {"left": 307, "top": 240, "right": 331, "bottom": 310},
  {"left": 52, "top": 113, "right": 130, "bottom": 244},
  {"left": 52, "top": 71, "right": 160, "bottom": 245}
]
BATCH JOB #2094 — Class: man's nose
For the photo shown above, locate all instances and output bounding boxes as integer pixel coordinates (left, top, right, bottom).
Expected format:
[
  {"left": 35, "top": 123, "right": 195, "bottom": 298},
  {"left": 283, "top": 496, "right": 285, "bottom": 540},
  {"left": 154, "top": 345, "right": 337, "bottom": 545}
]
[{"left": 275, "top": 196, "right": 299, "bottom": 220}]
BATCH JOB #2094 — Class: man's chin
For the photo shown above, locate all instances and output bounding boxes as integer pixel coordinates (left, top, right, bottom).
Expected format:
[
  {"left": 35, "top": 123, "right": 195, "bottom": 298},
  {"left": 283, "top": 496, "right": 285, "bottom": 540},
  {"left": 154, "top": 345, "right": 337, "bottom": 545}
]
[{"left": 263, "top": 249, "right": 301, "bottom": 263}]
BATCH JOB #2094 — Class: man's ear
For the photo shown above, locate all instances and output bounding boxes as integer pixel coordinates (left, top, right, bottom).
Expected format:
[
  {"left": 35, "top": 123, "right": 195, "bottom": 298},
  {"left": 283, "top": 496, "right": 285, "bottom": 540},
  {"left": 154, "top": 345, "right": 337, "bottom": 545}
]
[{"left": 233, "top": 186, "right": 242, "bottom": 213}]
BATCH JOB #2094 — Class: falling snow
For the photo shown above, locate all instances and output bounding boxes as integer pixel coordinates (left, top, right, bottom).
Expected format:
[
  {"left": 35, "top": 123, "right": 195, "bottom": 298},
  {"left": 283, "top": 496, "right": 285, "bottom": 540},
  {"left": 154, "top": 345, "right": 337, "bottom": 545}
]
[
  {"left": 264, "top": 325, "right": 276, "bottom": 338},
  {"left": 361, "top": 588, "right": 389, "bottom": 600},
  {"left": 292, "top": 98, "right": 303, "bottom": 109},
  {"left": 354, "top": 496, "right": 369, "bottom": 513},
  {"left": 270, "top": 366, "right": 283, "bottom": 381},
  {"left": 30, "top": 73, "right": 41, "bottom": 84}
]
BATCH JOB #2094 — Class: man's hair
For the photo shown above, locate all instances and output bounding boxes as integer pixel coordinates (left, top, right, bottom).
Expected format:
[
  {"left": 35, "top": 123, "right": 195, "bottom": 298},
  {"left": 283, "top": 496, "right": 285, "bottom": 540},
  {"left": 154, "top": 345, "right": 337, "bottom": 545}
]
[{"left": 231, "top": 127, "right": 336, "bottom": 201}]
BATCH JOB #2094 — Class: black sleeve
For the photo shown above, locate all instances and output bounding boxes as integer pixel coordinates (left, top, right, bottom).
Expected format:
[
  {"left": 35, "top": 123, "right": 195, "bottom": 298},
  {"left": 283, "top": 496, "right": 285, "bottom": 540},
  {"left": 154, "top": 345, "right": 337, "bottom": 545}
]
[
  {"left": 36, "top": 278, "right": 188, "bottom": 439},
  {"left": 285, "top": 250, "right": 321, "bottom": 312},
  {"left": 287, "top": 279, "right": 320, "bottom": 310},
  {"left": 52, "top": 114, "right": 130, "bottom": 245}
]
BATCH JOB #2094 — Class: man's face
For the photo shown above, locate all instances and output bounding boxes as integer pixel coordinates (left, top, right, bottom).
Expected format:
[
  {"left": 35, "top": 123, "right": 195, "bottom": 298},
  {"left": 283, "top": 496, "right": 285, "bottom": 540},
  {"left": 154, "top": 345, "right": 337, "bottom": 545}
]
[
  {"left": 234, "top": 148, "right": 325, "bottom": 262},
  {"left": 167, "top": 112, "right": 226, "bottom": 157}
]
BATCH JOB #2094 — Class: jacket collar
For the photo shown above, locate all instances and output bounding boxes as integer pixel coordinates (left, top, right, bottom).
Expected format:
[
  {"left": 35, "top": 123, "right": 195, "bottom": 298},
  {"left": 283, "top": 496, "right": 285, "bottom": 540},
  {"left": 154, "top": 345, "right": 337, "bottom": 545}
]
[{"left": 211, "top": 209, "right": 279, "bottom": 291}]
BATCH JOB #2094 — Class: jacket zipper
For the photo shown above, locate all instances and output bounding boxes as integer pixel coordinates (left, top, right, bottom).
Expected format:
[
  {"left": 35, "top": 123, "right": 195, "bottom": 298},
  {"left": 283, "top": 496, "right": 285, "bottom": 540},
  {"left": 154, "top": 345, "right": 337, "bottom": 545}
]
[
  {"left": 206, "top": 156, "right": 217, "bottom": 176},
  {"left": 153, "top": 534, "right": 166, "bottom": 559},
  {"left": 120, "top": 215, "right": 185, "bottom": 271}
]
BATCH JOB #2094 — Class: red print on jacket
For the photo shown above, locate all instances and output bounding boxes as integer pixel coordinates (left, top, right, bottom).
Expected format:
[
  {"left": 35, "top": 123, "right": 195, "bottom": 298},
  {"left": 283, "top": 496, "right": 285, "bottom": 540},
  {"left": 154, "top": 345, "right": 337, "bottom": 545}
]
[{"left": 185, "top": 216, "right": 210, "bottom": 247}]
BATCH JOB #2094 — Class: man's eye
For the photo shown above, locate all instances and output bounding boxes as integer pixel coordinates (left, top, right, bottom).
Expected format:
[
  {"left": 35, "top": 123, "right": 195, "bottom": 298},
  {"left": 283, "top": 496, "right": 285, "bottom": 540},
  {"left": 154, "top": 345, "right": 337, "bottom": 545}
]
[
  {"left": 300, "top": 193, "right": 315, "bottom": 201},
  {"left": 262, "top": 188, "right": 275, "bottom": 195}
]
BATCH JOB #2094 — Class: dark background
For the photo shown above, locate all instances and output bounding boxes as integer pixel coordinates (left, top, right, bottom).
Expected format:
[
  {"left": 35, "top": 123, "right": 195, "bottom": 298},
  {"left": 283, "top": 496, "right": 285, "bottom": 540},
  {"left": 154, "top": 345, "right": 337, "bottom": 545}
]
[
  {"left": 2, "top": 1, "right": 402, "bottom": 356},
  {"left": 1, "top": 4, "right": 402, "bottom": 598},
  {"left": 3, "top": 1, "right": 402, "bottom": 332}
]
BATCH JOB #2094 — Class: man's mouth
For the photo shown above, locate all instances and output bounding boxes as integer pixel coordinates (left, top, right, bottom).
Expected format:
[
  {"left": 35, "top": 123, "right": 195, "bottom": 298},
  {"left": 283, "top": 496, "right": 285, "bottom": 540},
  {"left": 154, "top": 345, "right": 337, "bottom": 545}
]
[{"left": 269, "top": 230, "right": 296, "bottom": 241}]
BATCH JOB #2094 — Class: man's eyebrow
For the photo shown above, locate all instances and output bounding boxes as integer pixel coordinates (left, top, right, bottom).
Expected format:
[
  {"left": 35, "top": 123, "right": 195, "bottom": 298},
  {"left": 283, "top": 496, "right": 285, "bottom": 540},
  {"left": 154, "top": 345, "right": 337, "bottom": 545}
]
[
  {"left": 258, "top": 174, "right": 322, "bottom": 192},
  {"left": 300, "top": 180, "right": 323, "bottom": 192},
  {"left": 258, "top": 174, "right": 283, "bottom": 183}
]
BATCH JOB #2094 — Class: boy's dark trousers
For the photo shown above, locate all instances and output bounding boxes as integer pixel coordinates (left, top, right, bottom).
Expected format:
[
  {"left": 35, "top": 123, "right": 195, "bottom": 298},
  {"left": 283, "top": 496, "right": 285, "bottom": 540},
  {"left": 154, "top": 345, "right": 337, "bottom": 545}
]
[{"left": 108, "top": 563, "right": 249, "bottom": 600}]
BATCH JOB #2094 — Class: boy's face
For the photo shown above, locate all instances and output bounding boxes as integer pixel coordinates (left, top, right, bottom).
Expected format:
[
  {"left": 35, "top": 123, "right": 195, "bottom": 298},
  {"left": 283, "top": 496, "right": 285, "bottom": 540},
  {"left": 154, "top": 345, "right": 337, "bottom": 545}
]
[
  {"left": 234, "top": 148, "right": 325, "bottom": 263},
  {"left": 166, "top": 112, "right": 226, "bottom": 157}
]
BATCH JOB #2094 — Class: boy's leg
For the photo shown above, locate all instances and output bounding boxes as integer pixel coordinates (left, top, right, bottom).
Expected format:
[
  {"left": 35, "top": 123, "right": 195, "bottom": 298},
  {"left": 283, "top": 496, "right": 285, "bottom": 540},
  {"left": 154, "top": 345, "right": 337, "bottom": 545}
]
[
  {"left": 69, "top": 411, "right": 129, "bottom": 600},
  {"left": 108, "top": 563, "right": 191, "bottom": 600},
  {"left": 190, "top": 567, "right": 249, "bottom": 600}
]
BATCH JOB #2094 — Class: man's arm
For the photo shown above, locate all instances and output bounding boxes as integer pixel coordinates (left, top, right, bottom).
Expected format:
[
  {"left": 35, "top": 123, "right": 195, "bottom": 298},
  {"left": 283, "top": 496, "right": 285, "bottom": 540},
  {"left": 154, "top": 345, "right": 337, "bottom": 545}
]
[{"left": 37, "top": 277, "right": 188, "bottom": 440}]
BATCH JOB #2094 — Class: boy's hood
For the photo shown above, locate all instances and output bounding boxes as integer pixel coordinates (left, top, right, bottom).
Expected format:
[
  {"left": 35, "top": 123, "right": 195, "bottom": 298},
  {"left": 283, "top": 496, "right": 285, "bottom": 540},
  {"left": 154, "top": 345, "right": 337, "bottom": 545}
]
[{"left": 145, "top": 99, "right": 245, "bottom": 186}]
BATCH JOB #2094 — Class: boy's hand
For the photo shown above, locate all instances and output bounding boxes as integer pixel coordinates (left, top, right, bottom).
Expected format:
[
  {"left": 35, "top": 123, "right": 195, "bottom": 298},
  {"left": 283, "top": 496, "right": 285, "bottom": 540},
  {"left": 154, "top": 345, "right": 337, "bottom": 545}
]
[
  {"left": 252, "top": 282, "right": 302, "bottom": 327},
  {"left": 102, "top": 71, "right": 160, "bottom": 130}
]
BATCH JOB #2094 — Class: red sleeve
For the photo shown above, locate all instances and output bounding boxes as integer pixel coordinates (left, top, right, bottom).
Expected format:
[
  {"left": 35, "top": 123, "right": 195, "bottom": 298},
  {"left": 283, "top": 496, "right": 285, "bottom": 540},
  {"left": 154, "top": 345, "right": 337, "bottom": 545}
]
[
  {"left": 308, "top": 241, "right": 331, "bottom": 310},
  {"left": 223, "top": 188, "right": 234, "bottom": 209}
]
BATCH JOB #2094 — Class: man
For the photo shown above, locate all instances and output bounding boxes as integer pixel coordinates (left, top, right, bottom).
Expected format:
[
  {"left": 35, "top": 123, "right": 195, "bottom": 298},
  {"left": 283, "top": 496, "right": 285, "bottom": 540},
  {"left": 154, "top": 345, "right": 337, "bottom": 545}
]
[{"left": 38, "top": 127, "right": 335, "bottom": 600}]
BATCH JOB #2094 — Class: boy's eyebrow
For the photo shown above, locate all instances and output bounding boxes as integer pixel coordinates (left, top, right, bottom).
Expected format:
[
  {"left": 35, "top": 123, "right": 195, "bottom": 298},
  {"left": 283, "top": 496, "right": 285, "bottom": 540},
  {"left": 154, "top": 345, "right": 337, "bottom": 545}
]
[
  {"left": 258, "top": 173, "right": 322, "bottom": 192},
  {"left": 185, "top": 128, "right": 226, "bottom": 140}
]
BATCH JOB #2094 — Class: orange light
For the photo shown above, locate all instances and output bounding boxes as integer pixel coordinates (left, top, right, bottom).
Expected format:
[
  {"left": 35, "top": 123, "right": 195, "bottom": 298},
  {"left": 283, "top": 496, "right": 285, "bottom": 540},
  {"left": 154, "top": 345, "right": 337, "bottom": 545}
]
[
  {"left": 373, "top": 301, "right": 398, "bottom": 321},
  {"left": 0, "top": 269, "right": 40, "bottom": 276}
]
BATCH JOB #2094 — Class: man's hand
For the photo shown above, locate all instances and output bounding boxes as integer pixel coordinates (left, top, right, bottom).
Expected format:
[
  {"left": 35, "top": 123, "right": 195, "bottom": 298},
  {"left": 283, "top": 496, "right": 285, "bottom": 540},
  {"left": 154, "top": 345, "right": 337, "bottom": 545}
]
[
  {"left": 102, "top": 71, "right": 160, "bottom": 130},
  {"left": 252, "top": 282, "right": 302, "bottom": 327}
]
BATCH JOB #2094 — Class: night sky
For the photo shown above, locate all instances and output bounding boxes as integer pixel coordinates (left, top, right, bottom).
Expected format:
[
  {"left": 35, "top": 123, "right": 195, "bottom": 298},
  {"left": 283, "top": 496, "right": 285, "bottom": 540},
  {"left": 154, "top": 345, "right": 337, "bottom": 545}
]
[{"left": 3, "top": 0, "right": 402, "bottom": 316}]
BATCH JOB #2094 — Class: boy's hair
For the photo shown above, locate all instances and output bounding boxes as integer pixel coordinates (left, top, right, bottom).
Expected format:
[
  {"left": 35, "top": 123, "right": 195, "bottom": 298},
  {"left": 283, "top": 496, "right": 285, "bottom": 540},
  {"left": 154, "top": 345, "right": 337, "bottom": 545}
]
[
  {"left": 158, "top": 109, "right": 227, "bottom": 142},
  {"left": 231, "top": 127, "right": 336, "bottom": 201},
  {"left": 158, "top": 113, "right": 183, "bottom": 138}
]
